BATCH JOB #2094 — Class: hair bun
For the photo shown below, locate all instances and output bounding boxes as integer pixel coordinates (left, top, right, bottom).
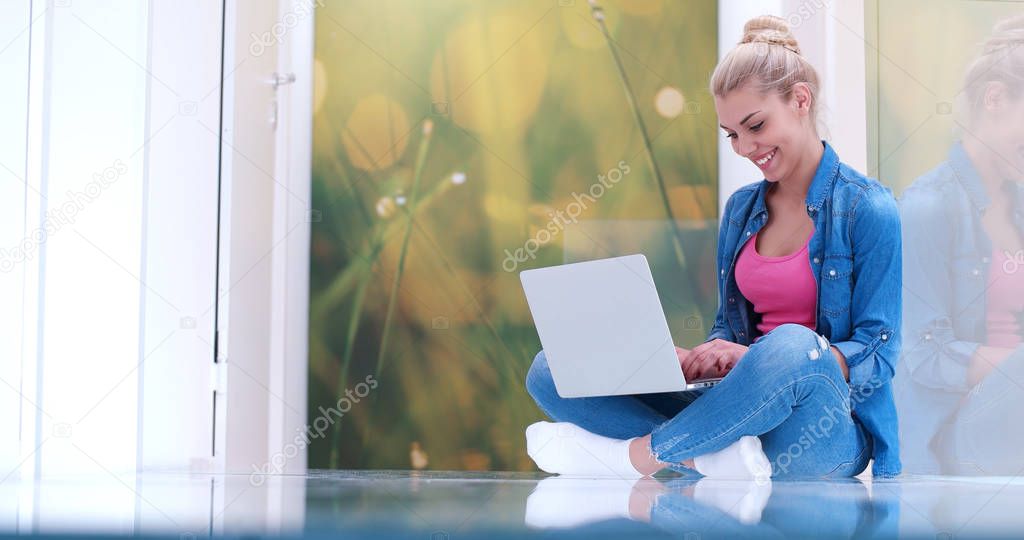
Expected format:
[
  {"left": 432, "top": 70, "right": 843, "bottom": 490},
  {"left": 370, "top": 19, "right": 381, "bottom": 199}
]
[
  {"left": 983, "top": 14, "right": 1024, "bottom": 54},
  {"left": 740, "top": 15, "right": 801, "bottom": 55},
  {"left": 993, "top": 13, "right": 1024, "bottom": 33}
]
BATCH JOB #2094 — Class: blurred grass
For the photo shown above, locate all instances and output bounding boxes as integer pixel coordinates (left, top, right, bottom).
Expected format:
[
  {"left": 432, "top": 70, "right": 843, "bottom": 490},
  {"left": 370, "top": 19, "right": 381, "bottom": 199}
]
[{"left": 310, "top": 0, "right": 719, "bottom": 471}]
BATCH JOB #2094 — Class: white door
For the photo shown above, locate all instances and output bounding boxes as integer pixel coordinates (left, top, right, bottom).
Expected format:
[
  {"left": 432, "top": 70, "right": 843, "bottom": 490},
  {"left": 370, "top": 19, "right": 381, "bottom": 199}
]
[{"left": 215, "top": 0, "right": 312, "bottom": 477}]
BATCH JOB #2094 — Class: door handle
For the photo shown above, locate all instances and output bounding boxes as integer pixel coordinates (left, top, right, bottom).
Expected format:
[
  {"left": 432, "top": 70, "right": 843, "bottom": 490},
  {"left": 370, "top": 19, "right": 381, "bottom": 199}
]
[{"left": 269, "top": 72, "right": 296, "bottom": 89}]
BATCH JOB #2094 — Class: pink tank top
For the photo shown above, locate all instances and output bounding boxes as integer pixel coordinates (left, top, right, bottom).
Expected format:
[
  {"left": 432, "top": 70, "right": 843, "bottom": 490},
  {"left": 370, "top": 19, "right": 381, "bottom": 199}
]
[
  {"left": 985, "top": 246, "right": 1024, "bottom": 348},
  {"left": 735, "top": 227, "right": 818, "bottom": 340}
]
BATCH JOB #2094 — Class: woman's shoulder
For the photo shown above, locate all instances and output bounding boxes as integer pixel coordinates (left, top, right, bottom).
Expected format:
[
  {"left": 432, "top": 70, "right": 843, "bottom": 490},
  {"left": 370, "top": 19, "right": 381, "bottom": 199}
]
[
  {"left": 900, "top": 160, "right": 962, "bottom": 206},
  {"left": 835, "top": 162, "right": 894, "bottom": 197},
  {"left": 899, "top": 165, "right": 958, "bottom": 229},
  {"left": 832, "top": 163, "right": 898, "bottom": 218}
]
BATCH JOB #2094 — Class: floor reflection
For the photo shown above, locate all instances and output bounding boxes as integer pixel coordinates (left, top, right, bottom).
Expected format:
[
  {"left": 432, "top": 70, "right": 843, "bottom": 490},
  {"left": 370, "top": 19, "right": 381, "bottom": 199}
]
[
  {"left": 524, "top": 475, "right": 888, "bottom": 538},
  {"left": 2, "top": 470, "right": 1023, "bottom": 538}
]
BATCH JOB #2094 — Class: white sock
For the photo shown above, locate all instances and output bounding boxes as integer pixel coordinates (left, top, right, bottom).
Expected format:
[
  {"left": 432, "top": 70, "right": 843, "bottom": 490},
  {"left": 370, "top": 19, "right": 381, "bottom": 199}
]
[
  {"left": 525, "top": 421, "right": 644, "bottom": 478},
  {"left": 693, "top": 435, "right": 772, "bottom": 481},
  {"left": 693, "top": 477, "right": 773, "bottom": 524},
  {"left": 524, "top": 477, "right": 636, "bottom": 528}
]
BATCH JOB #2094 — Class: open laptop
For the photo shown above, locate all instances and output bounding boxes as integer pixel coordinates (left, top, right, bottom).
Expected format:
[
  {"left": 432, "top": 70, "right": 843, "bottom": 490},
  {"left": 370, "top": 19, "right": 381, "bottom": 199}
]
[{"left": 520, "top": 253, "right": 722, "bottom": 398}]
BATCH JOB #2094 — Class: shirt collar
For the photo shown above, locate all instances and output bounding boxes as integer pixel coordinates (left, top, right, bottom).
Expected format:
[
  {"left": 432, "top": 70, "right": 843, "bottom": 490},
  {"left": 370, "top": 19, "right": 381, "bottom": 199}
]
[
  {"left": 751, "top": 140, "right": 838, "bottom": 217},
  {"left": 948, "top": 140, "right": 991, "bottom": 213}
]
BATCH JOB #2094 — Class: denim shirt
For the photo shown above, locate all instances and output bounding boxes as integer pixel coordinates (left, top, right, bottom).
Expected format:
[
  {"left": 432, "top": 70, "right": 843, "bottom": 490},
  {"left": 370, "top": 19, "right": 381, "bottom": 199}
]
[
  {"left": 894, "top": 140, "right": 1024, "bottom": 473},
  {"left": 704, "top": 140, "right": 903, "bottom": 477}
]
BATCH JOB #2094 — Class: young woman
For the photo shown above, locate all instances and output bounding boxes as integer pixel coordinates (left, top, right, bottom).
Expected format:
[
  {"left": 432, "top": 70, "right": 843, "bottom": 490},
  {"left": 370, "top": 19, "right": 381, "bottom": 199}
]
[
  {"left": 524, "top": 15, "right": 903, "bottom": 479},
  {"left": 895, "top": 14, "right": 1024, "bottom": 475}
]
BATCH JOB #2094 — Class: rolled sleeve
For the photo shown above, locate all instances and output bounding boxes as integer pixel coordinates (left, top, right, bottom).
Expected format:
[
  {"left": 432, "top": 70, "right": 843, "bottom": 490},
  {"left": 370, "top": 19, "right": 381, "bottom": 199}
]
[
  {"left": 703, "top": 322, "right": 732, "bottom": 344},
  {"left": 838, "top": 339, "right": 871, "bottom": 389},
  {"left": 900, "top": 317, "right": 979, "bottom": 393},
  {"left": 839, "top": 188, "right": 902, "bottom": 390}
]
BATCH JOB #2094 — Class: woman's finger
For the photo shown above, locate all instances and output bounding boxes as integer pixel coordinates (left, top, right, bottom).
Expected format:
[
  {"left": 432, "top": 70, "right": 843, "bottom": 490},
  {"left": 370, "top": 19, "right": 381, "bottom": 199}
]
[
  {"left": 694, "top": 350, "right": 721, "bottom": 379},
  {"left": 684, "top": 351, "right": 701, "bottom": 380},
  {"left": 688, "top": 350, "right": 713, "bottom": 380},
  {"left": 691, "top": 346, "right": 718, "bottom": 373},
  {"left": 713, "top": 355, "right": 728, "bottom": 376},
  {"left": 684, "top": 349, "right": 706, "bottom": 380}
]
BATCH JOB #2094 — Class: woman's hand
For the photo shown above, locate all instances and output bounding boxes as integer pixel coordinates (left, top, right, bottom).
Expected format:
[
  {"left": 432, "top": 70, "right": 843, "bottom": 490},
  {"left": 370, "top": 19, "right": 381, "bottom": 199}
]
[
  {"left": 674, "top": 346, "right": 691, "bottom": 374},
  {"left": 682, "top": 339, "right": 749, "bottom": 381}
]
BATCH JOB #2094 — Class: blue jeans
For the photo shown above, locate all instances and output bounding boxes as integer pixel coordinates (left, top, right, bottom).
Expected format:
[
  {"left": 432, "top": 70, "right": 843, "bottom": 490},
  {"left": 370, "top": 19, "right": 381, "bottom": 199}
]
[
  {"left": 526, "top": 323, "right": 873, "bottom": 478},
  {"left": 933, "top": 349, "right": 1024, "bottom": 475}
]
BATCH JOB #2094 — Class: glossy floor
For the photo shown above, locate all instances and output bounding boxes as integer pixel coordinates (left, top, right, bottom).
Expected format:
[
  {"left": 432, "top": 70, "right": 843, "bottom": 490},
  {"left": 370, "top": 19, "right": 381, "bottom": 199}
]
[{"left": 2, "top": 470, "right": 1023, "bottom": 538}]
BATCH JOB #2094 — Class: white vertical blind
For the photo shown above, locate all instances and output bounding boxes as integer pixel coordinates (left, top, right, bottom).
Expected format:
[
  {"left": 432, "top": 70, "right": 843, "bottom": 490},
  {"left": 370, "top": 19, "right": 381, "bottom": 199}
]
[
  {"left": 3, "top": 0, "right": 223, "bottom": 482},
  {"left": 1, "top": 0, "right": 312, "bottom": 532},
  {"left": 37, "top": 0, "right": 148, "bottom": 475},
  {"left": 0, "top": 0, "right": 32, "bottom": 494}
]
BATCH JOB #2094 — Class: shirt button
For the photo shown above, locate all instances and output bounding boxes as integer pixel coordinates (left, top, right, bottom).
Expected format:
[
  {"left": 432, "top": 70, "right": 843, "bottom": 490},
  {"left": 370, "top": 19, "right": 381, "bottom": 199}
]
[
  {"left": 746, "top": 231, "right": 752, "bottom": 236},
  {"left": 881, "top": 333, "right": 889, "bottom": 341},
  {"left": 813, "top": 257, "right": 821, "bottom": 264},
  {"left": 807, "top": 205, "right": 814, "bottom": 212},
  {"left": 829, "top": 269, "right": 837, "bottom": 277},
  {"left": 720, "top": 269, "right": 725, "bottom": 276},
  {"left": 924, "top": 332, "right": 932, "bottom": 340},
  {"left": 738, "top": 331, "right": 745, "bottom": 336},
  {"left": 728, "top": 297, "right": 736, "bottom": 304},
  {"left": 972, "top": 268, "right": 980, "bottom": 276}
]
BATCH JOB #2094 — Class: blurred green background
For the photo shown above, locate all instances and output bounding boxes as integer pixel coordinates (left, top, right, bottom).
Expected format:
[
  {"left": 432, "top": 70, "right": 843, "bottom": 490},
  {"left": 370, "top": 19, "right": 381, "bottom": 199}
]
[
  {"left": 308, "top": 0, "right": 720, "bottom": 471},
  {"left": 867, "top": 0, "right": 1024, "bottom": 194}
]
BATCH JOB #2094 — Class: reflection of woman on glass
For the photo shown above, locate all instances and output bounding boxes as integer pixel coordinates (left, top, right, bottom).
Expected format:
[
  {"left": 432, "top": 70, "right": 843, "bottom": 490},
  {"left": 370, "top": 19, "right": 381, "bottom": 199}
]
[
  {"left": 896, "top": 15, "right": 1024, "bottom": 475},
  {"left": 524, "top": 15, "right": 903, "bottom": 479}
]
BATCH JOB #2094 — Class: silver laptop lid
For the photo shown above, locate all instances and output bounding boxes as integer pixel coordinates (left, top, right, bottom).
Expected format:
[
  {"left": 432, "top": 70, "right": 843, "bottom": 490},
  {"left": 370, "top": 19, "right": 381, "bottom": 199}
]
[{"left": 520, "top": 254, "right": 688, "bottom": 397}]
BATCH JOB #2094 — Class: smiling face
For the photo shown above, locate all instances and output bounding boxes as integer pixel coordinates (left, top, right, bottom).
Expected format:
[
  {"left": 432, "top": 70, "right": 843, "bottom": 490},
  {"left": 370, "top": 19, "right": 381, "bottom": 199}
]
[{"left": 714, "top": 82, "right": 818, "bottom": 183}]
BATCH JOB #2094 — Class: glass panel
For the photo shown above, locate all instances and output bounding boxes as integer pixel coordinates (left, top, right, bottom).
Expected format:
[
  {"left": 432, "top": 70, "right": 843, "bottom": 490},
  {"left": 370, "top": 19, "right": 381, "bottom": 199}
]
[
  {"left": 870, "top": 0, "right": 1024, "bottom": 475},
  {"left": 309, "top": 0, "right": 719, "bottom": 469}
]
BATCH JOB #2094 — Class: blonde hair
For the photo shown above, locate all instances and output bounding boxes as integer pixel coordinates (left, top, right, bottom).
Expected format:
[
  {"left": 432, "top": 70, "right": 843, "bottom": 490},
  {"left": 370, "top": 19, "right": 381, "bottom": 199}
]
[
  {"left": 957, "top": 14, "right": 1024, "bottom": 131},
  {"left": 710, "top": 15, "right": 822, "bottom": 133}
]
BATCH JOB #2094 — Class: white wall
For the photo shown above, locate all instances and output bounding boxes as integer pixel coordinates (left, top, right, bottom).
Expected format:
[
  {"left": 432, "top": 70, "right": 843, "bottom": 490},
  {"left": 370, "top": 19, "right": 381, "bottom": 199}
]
[{"left": 788, "top": 0, "right": 868, "bottom": 172}]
